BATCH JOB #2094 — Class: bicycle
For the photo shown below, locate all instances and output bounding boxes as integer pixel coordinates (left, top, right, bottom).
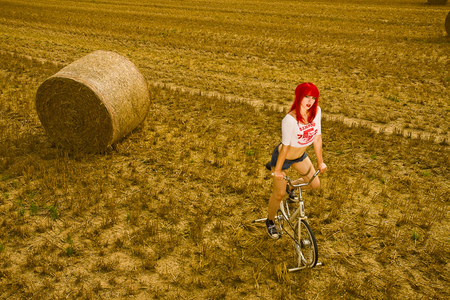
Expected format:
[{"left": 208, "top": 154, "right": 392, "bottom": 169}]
[{"left": 254, "top": 169, "right": 323, "bottom": 272}]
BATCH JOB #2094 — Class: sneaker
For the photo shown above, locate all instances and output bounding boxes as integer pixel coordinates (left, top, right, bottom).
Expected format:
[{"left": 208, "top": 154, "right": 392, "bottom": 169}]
[
  {"left": 266, "top": 218, "right": 280, "bottom": 239},
  {"left": 286, "top": 184, "right": 297, "bottom": 201}
]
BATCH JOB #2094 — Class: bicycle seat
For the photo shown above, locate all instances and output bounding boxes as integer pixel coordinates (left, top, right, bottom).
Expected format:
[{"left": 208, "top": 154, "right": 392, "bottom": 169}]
[{"left": 265, "top": 161, "right": 272, "bottom": 171}]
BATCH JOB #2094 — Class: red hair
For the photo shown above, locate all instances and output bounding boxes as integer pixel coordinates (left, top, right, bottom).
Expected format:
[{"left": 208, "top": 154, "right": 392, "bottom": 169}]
[{"left": 289, "top": 82, "right": 320, "bottom": 124}]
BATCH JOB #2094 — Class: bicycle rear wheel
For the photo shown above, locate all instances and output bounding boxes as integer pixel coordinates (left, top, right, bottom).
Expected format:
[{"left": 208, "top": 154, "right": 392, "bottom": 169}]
[{"left": 293, "top": 219, "right": 318, "bottom": 269}]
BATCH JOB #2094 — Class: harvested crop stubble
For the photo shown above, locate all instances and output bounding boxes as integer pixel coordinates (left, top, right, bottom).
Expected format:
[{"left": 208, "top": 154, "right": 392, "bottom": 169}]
[{"left": 35, "top": 50, "right": 150, "bottom": 152}]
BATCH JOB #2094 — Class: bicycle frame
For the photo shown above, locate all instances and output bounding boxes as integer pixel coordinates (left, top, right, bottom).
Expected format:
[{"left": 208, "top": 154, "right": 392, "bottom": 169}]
[
  {"left": 254, "top": 169, "right": 321, "bottom": 271},
  {"left": 280, "top": 170, "right": 320, "bottom": 271}
]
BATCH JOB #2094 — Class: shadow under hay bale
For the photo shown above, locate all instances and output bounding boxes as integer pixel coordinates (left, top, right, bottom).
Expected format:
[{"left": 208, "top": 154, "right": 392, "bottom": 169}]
[
  {"left": 35, "top": 50, "right": 150, "bottom": 152},
  {"left": 446, "top": 11, "right": 450, "bottom": 36},
  {"left": 427, "top": 0, "right": 448, "bottom": 5}
]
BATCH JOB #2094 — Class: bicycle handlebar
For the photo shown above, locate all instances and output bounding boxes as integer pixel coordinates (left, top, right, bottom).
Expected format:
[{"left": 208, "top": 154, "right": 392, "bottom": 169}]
[{"left": 284, "top": 169, "right": 320, "bottom": 188}]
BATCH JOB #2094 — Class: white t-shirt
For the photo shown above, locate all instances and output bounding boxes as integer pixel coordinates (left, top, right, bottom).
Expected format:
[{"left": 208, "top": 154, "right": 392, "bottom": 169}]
[{"left": 281, "top": 107, "right": 321, "bottom": 148}]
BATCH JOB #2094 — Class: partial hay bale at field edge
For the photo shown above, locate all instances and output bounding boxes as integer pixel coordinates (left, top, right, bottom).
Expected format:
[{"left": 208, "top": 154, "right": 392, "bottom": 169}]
[
  {"left": 427, "top": 0, "right": 447, "bottom": 5},
  {"left": 446, "top": 11, "right": 450, "bottom": 36},
  {"left": 35, "top": 50, "right": 150, "bottom": 152}
]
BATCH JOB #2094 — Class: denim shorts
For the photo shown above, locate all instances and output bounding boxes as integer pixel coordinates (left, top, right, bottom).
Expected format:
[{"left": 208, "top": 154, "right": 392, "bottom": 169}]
[{"left": 268, "top": 143, "right": 308, "bottom": 170}]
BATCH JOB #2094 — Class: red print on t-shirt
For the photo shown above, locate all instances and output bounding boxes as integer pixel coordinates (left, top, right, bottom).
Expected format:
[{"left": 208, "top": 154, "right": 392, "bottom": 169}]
[{"left": 297, "top": 122, "right": 317, "bottom": 146}]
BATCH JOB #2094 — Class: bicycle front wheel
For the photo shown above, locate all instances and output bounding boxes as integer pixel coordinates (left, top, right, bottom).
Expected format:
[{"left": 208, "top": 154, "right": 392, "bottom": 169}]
[{"left": 293, "top": 219, "right": 318, "bottom": 269}]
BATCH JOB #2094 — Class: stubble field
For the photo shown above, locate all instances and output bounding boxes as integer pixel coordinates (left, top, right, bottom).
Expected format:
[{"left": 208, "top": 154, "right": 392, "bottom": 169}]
[{"left": 0, "top": 0, "right": 449, "bottom": 299}]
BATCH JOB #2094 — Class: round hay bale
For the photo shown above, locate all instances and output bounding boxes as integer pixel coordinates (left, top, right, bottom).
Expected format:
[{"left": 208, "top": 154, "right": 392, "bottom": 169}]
[
  {"left": 446, "top": 11, "right": 450, "bottom": 36},
  {"left": 427, "top": 0, "right": 447, "bottom": 5},
  {"left": 36, "top": 50, "right": 150, "bottom": 152}
]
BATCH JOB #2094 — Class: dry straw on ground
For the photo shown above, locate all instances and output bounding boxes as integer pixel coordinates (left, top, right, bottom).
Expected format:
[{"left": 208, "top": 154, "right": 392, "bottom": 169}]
[{"left": 35, "top": 50, "right": 150, "bottom": 152}]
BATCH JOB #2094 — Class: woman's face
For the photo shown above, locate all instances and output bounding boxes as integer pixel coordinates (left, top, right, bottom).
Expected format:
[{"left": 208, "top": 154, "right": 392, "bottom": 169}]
[{"left": 301, "top": 95, "right": 316, "bottom": 112}]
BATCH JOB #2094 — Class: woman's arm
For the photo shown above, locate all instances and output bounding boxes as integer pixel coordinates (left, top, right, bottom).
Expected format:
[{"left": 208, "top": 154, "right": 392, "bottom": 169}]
[
  {"left": 274, "top": 144, "right": 290, "bottom": 180},
  {"left": 313, "top": 135, "right": 327, "bottom": 173}
]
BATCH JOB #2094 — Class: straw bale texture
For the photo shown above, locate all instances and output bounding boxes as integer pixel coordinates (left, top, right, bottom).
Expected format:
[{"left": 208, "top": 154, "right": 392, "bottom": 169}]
[
  {"left": 446, "top": 11, "right": 450, "bottom": 36},
  {"left": 35, "top": 50, "right": 150, "bottom": 152}
]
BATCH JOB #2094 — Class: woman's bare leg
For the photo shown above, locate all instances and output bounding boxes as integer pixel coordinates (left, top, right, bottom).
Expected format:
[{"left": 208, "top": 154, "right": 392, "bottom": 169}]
[
  {"left": 291, "top": 157, "right": 320, "bottom": 190},
  {"left": 267, "top": 172, "right": 287, "bottom": 221}
]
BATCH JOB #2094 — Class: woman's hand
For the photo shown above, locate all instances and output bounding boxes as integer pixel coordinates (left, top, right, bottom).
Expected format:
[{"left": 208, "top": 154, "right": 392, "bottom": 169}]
[
  {"left": 318, "top": 162, "right": 327, "bottom": 173},
  {"left": 273, "top": 170, "right": 286, "bottom": 180}
]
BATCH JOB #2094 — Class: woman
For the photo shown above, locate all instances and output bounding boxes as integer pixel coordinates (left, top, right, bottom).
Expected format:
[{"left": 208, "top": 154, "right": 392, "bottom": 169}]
[{"left": 266, "top": 82, "right": 327, "bottom": 239}]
